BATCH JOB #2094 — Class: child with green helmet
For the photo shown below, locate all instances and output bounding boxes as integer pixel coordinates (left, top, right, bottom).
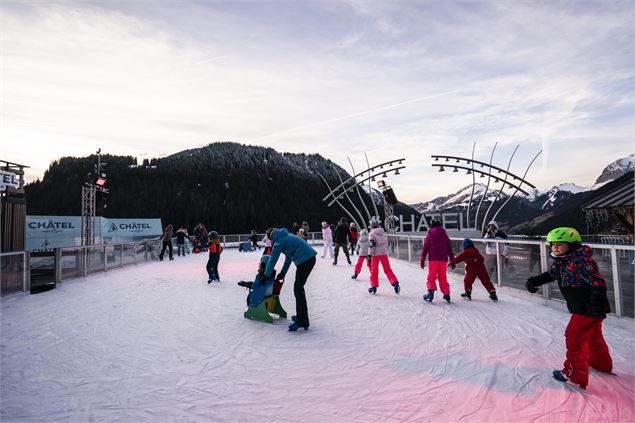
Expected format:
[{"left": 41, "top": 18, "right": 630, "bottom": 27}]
[{"left": 526, "top": 227, "right": 613, "bottom": 389}]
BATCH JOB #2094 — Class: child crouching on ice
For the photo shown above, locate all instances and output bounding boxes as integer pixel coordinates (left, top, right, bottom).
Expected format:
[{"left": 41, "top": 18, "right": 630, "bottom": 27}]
[
  {"left": 237, "top": 255, "right": 282, "bottom": 307},
  {"left": 351, "top": 229, "right": 371, "bottom": 279},
  {"left": 526, "top": 227, "right": 612, "bottom": 390},
  {"left": 448, "top": 239, "right": 498, "bottom": 301}
]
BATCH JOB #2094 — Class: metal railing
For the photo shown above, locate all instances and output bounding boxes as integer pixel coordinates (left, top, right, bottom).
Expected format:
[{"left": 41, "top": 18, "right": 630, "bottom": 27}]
[{"left": 385, "top": 234, "right": 635, "bottom": 319}]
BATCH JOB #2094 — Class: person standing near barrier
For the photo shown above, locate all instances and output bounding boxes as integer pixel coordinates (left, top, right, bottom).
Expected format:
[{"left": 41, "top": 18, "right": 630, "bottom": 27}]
[
  {"left": 175, "top": 227, "right": 189, "bottom": 257},
  {"left": 525, "top": 227, "right": 612, "bottom": 389},
  {"left": 484, "top": 220, "right": 508, "bottom": 274},
  {"left": 321, "top": 221, "right": 334, "bottom": 259},
  {"left": 333, "top": 217, "right": 351, "bottom": 265},
  {"left": 262, "top": 227, "right": 317, "bottom": 332},
  {"left": 421, "top": 219, "right": 454, "bottom": 303},
  {"left": 159, "top": 224, "right": 174, "bottom": 261}
]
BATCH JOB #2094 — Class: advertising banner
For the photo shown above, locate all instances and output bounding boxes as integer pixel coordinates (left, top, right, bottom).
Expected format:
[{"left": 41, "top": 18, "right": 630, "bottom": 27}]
[{"left": 26, "top": 216, "right": 162, "bottom": 251}]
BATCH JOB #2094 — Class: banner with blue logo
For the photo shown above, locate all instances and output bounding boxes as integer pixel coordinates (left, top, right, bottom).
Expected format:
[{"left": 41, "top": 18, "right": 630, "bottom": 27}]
[{"left": 26, "top": 216, "right": 162, "bottom": 251}]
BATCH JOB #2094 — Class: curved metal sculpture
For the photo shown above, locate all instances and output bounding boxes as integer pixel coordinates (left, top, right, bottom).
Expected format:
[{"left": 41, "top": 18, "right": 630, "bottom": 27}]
[
  {"left": 431, "top": 145, "right": 541, "bottom": 233},
  {"left": 318, "top": 157, "right": 405, "bottom": 232}
]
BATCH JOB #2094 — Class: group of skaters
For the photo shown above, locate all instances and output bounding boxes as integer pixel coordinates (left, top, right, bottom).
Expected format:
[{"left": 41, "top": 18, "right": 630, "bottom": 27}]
[{"left": 159, "top": 217, "right": 614, "bottom": 390}]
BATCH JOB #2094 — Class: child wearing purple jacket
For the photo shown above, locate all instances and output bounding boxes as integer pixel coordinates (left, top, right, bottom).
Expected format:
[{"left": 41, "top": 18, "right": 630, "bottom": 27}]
[{"left": 420, "top": 219, "right": 455, "bottom": 303}]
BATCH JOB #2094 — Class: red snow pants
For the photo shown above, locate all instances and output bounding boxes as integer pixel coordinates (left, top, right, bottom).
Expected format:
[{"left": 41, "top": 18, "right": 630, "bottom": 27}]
[
  {"left": 426, "top": 261, "right": 450, "bottom": 295},
  {"left": 562, "top": 314, "right": 612, "bottom": 388},
  {"left": 353, "top": 255, "right": 370, "bottom": 274},
  {"left": 369, "top": 255, "right": 398, "bottom": 288},
  {"left": 464, "top": 263, "right": 496, "bottom": 293}
]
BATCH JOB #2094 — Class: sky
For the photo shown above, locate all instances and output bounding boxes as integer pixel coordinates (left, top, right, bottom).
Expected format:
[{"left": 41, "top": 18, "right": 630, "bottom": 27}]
[{"left": 1, "top": 0, "right": 633, "bottom": 203}]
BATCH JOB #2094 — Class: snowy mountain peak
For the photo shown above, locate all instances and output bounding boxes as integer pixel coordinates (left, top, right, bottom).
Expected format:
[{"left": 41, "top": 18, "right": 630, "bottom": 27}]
[{"left": 595, "top": 154, "right": 635, "bottom": 185}]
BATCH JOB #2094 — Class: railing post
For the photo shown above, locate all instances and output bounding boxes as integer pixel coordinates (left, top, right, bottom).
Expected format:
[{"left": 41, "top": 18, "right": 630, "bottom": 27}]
[
  {"left": 103, "top": 245, "right": 107, "bottom": 272},
  {"left": 54, "top": 248, "right": 62, "bottom": 284},
  {"left": 407, "top": 236, "right": 412, "bottom": 263},
  {"left": 23, "top": 251, "right": 28, "bottom": 292},
  {"left": 539, "top": 242, "right": 550, "bottom": 300},
  {"left": 495, "top": 242, "right": 502, "bottom": 286},
  {"left": 144, "top": 241, "right": 148, "bottom": 262},
  {"left": 120, "top": 244, "right": 124, "bottom": 268},
  {"left": 610, "top": 247, "right": 623, "bottom": 317}
]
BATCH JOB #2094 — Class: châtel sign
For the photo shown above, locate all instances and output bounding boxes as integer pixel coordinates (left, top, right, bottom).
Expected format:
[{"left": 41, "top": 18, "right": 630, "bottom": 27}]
[{"left": 0, "top": 170, "right": 20, "bottom": 190}]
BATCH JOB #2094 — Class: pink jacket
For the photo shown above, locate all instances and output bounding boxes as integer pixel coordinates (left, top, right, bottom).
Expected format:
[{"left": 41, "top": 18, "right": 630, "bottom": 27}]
[
  {"left": 369, "top": 227, "right": 389, "bottom": 256},
  {"left": 421, "top": 226, "right": 454, "bottom": 263},
  {"left": 322, "top": 226, "right": 333, "bottom": 242}
]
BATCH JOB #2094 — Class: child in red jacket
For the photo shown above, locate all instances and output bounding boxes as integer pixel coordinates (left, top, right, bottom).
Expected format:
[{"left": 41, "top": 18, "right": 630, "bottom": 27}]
[{"left": 448, "top": 239, "right": 498, "bottom": 301}]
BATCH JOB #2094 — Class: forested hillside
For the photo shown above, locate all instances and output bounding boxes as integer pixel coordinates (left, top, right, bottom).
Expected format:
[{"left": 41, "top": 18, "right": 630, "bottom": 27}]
[{"left": 25, "top": 143, "right": 385, "bottom": 233}]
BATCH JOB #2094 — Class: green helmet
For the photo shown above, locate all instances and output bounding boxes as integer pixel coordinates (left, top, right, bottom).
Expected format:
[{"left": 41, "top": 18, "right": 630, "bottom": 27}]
[{"left": 546, "top": 227, "right": 582, "bottom": 243}]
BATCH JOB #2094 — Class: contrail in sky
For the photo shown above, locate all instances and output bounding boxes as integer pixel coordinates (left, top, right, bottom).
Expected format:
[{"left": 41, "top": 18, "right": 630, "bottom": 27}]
[{"left": 249, "top": 87, "right": 464, "bottom": 142}]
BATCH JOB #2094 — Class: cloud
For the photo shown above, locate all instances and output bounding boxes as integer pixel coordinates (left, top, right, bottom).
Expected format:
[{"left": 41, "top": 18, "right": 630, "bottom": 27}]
[{"left": 1, "top": 1, "right": 632, "bottom": 202}]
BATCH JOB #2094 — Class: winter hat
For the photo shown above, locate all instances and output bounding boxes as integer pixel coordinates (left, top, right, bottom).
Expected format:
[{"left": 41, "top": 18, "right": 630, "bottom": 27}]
[
  {"left": 299, "top": 228, "right": 305, "bottom": 234},
  {"left": 321, "top": 221, "right": 328, "bottom": 228},
  {"left": 462, "top": 239, "right": 474, "bottom": 250},
  {"left": 340, "top": 217, "right": 347, "bottom": 223},
  {"left": 430, "top": 218, "right": 442, "bottom": 228},
  {"left": 370, "top": 218, "right": 381, "bottom": 228},
  {"left": 487, "top": 220, "right": 499, "bottom": 229},
  {"left": 350, "top": 222, "right": 356, "bottom": 229},
  {"left": 209, "top": 231, "right": 219, "bottom": 240},
  {"left": 360, "top": 229, "right": 368, "bottom": 236}
]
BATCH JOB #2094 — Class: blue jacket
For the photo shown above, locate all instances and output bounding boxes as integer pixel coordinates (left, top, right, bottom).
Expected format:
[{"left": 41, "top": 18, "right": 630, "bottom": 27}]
[{"left": 264, "top": 228, "right": 317, "bottom": 277}]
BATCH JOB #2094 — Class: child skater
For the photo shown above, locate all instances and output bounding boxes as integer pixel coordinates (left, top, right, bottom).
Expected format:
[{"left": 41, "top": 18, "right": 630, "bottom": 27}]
[
  {"left": 349, "top": 222, "right": 359, "bottom": 256},
  {"left": 420, "top": 219, "right": 454, "bottom": 303},
  {"left": 351, "top": 229, "right": 371, "bottom": 279},
  {"left": 448, "top": 239, "right": 498, "bottom": 301},
  {"left": 367, "top": 218, "right": 400, "bottom": 295},
  {"left": 526, "top": 227, "right": 612, "bottom": 389},
  {"left": 206, "top": 231, "right": 223, "bottom": 283},
  {"left": 237, "top": 255, "right": 282, "bottom": 307},
  {"left": 261, "top": 231, "right": 272, "bottom": 256}
]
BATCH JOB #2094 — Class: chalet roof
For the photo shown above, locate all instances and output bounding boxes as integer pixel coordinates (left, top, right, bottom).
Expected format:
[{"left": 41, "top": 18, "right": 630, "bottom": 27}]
[{"left": 583, "top": 177, "right": 634, "bottom": 210}]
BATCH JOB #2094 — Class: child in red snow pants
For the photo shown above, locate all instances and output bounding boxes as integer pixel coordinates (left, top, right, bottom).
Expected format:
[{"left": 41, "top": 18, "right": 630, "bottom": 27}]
[
  {"left": 369, "top": 256, "right": 398, "bottom": 288},
  {"left": 463, "top": 263, "right": 496, "bottom": 293},
  {"left": 562, "top": 314, "right": 612, "bottom": 388},
  {"left": 426, "top": 261, "right": 450, "bottom": 295},
  {"left": 353, "top": 255, "right": 370, "bottom": 275}
]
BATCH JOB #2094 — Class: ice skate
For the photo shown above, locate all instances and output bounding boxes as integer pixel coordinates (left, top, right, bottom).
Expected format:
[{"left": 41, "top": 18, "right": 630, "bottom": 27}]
[{"left": 423, "top": 290, "right": 434, "bottom": 302}]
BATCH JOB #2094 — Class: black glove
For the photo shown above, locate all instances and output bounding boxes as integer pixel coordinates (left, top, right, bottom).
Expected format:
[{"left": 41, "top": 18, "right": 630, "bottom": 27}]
[
  {"left": 276, "top": 272, "right": 286, "bottom": 282},
  {"left": 586, "top": 287, "right": 609, "bottom": 319},
  {"left": 585, "top": 304, "right": 607, "bottom": 319},
  {"left": 258, "top": 273, "right": 268, "bottom": 283},
  {"left": 525, "top": 276, "right": 540, "bottom": 293}
]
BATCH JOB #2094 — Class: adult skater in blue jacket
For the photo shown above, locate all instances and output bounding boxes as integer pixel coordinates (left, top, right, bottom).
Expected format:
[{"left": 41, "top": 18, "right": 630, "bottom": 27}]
[{"left": 262, "top": 227, "right": 317, "bottom": 332}]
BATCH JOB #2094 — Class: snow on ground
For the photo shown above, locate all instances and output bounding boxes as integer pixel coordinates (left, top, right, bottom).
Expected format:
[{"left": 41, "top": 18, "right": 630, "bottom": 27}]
[{"left": 2, "top": 249, "right": 634, "bottom": 422}]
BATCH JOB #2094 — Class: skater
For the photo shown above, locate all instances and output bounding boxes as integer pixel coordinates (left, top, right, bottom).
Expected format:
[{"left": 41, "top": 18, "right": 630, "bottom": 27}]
[
  {"left": 484, "top": 220, "right": 509, "bottom": 274},
  {"left": 158, "top": 224, "right": 174, "bottom": 261},
  {"left": 262, "top": 227, "right": 317, "bottom": 332},
  {"left": 261, "top": 231, "right": 272, "bottom": 255},
  {"left": 291, "top": 222, "right": 300, "bottom": 235},
  {"left": 301, "top": 220, "right": 310, "bottom": 235},
  {"left": 194, "top": 223, "right": 210, "bottom": 248},
  {"left": 448, "top": 239, "right": 498, "bottom": 301},
  {"left": 368, "top": 218, "right": 400, "bottom": 295},
  {"left": 526, "top": 227, "right": 612, "bottom": 390},
  {"left": 238, "top": 255, "right": 282, "bottom": 307},
  {"left": 351, "top": 229, "right": 371, "bottom": 280},
  {"left": 321, "top": 221, "right": 334, "bottom": 259},
  {"left": 420, "top": 219, "right": 454, "bottom": 303},
  {"left": 206, "top": 231, "right": 223, "bottom": 283},
  {"left": 249, "top": 229, "right": 260, "bottom": 250},
  {"left": 333, "top": 217, "right": 351, "bottom": 265},
  {"left": 349, "top": 222, "right": 359, "bottom": 256},
  {"left": 175, "top": 227, "right": 189, "bottom": 256},
  {"left": 298, "top": 228, "right": 308, "bottom": 241}
]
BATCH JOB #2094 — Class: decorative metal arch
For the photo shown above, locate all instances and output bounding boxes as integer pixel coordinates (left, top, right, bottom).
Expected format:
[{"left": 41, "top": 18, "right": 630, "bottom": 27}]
[
  {"left": 318, "top": 157, "right": 405, "bottom": 233},
  {"left": 431, "top": 146, "right": 541, "bottom": 233}
]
